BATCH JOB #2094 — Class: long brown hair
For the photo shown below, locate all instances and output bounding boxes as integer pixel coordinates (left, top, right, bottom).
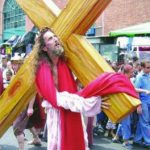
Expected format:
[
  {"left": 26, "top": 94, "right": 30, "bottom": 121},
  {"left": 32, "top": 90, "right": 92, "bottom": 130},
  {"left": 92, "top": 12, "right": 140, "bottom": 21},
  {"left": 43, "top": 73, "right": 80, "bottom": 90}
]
[{"left": 32, "top": 27, "right": 65, "bottom": 74}]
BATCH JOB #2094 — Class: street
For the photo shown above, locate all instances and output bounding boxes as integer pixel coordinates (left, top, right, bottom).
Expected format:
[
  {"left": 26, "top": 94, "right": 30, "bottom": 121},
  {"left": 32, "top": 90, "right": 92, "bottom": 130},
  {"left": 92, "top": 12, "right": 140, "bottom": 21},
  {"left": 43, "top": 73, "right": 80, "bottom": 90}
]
[
  {"left": 0, "top": 127, "right": 148, "bottom": 150},
  {"left": 0, "top": 127, "right": 47, "bottom": 150}
]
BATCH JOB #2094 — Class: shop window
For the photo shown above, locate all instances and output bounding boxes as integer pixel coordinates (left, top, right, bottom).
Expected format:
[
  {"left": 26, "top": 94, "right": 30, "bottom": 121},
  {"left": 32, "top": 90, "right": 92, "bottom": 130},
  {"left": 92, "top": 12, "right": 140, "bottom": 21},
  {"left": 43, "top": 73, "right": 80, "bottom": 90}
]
[{"left": 3, "top": 0, "right": 25, "bottom": 29}]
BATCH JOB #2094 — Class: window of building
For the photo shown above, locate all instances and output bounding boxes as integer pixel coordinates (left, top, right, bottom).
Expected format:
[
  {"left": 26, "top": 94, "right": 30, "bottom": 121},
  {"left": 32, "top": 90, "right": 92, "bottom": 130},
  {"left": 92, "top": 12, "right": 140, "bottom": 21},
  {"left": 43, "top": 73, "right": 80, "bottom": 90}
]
[{"left": 3, "top": 0, "right": 25, "bottom": 29}]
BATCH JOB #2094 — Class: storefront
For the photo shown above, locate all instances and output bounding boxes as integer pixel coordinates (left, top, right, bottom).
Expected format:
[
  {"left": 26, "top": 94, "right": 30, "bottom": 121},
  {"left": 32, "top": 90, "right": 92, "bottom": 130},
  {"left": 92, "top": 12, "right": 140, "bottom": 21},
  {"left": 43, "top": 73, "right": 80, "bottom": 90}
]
[
  {"left": 109, "top": 22, "right": 150, "bottom": 62},
  {"left": 0, "top": 27, "right": 37, "bottom": 57}
]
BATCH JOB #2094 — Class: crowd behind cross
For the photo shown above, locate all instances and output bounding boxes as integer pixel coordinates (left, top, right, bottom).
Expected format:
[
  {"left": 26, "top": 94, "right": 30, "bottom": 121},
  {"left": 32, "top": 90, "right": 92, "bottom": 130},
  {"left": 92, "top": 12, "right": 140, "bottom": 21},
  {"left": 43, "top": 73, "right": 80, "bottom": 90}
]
[{"left": 0, "top": 50, "right": 150, "bottom": 150}]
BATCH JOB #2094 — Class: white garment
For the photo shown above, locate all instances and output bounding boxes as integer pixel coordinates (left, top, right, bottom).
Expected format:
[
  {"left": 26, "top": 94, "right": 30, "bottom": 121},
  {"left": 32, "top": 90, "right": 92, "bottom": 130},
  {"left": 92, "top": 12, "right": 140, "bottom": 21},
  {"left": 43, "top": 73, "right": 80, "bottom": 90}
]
[
  {"left": 3, "top": 79, "right": 10, "bottom": 89},
  {"left": 42, "top": 91, "right": 102, "bottom": 150},
  {"left": 2, "top": 68, "right": 14, "bottom": 81}
]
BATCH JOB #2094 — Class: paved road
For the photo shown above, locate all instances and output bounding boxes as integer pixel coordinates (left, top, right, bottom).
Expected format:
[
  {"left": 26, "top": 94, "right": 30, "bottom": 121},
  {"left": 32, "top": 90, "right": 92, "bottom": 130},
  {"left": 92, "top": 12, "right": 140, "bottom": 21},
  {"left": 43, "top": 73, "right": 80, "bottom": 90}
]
[
  {"left": 0, "top": 127, "right": 47, "bottom": 150},
  {"left": 93, "top": 135, "right": 147, "bottom": 150},
  {"left": 0, "top": 127, "right": 148, "bottom": 150}
]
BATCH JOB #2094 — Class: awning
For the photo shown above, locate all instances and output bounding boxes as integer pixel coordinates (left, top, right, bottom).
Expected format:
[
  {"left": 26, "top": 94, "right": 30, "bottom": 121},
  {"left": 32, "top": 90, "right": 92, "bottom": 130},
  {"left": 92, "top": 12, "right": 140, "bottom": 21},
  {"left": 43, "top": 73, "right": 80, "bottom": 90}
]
[{"left": 109, "top": 22, "right": 150, "bottom": 37}]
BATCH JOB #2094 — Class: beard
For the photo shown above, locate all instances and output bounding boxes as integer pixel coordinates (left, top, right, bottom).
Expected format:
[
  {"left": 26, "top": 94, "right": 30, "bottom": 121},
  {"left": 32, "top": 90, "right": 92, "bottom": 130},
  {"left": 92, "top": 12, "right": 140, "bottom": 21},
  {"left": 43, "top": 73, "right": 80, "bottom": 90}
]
[{"left": 52, "top": 47, "right": 64, "bottom": 57}]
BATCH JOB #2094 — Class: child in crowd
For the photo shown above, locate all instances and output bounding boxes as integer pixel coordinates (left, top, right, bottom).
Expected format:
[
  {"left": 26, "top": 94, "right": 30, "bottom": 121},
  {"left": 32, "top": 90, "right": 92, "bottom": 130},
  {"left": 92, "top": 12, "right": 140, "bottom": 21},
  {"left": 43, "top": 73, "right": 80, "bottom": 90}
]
[
  {"left": 104, "top": 119, "right": 116, "bottom": 138},
  {"left": 3, "top": 69, "right": 13, "bottom": 89}
]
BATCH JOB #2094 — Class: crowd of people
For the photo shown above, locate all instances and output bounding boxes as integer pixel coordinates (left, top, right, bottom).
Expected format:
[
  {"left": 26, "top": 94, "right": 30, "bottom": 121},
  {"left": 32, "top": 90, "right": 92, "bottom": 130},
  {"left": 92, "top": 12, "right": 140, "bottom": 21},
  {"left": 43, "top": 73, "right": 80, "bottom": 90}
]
[
  {"left": 93, "top": 58, "right": 150, "bottom": 150},
  {"left": 0, "top": 27, "right": 150, "bottom": 150}
]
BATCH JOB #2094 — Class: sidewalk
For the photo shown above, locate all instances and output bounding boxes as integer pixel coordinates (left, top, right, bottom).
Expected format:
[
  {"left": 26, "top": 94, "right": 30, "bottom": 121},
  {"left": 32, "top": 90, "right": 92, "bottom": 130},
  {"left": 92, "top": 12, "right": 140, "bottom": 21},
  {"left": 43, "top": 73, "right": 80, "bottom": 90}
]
[
  {"left": 93, "top": 135, "right": 147, "bottom": 150},
  {"left": 0, "top": 127, "right": 148, "bottom": 150}
]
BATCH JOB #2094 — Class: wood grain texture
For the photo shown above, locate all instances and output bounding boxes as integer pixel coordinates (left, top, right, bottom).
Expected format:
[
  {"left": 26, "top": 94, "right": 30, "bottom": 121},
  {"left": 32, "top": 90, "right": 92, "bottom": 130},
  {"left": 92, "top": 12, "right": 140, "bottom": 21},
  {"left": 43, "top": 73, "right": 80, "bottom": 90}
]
[
  {"left": 66, "top": 34, "right": 141, "bottom": 122},
  {"left": 0, "top": 51, "right": 36, "bottom": 137},
  {"left": 16, "top": 0, "right": 60, "bottom": 29},
  {"left": 0, "top": 0, "right": 141, "bottom": 137}
]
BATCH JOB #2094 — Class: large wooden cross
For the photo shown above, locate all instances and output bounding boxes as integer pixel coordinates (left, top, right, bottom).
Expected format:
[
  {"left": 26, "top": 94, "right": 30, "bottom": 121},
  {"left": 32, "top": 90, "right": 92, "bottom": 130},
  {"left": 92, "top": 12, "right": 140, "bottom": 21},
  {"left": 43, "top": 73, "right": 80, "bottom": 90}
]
[{"left": 0, "top": 0, "right": 140, "bottom": 137}]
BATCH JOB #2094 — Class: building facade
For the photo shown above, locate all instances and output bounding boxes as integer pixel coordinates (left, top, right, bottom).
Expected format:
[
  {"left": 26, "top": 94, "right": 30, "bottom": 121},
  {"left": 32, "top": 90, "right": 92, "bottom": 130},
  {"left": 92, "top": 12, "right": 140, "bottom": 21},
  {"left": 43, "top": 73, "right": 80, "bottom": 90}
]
[
  {"left": 0, "top": 0, "right": 150, "bottom": 43},
  {"left": 0, "top": 0, "right": 25, "bottom": 42},
  {"left": 101, "top": 0, "right": 150, "bottom": 35}
]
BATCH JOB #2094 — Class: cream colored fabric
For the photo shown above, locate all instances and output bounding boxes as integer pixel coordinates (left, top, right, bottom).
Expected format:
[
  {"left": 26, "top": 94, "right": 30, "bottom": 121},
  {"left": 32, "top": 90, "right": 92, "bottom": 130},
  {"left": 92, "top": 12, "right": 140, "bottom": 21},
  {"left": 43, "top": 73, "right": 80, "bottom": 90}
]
[{"left": 42, "top": 91, "right": 101, "bottom": 150}]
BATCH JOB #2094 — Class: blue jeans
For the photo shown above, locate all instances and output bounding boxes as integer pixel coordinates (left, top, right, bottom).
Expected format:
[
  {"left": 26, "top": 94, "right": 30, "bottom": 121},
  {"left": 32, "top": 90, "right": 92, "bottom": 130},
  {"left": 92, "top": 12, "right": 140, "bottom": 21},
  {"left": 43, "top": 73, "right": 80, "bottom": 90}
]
[
  {"left": 116, "top": 124, "right": 122, "bottom": 137},
  {"left": 121, "top": 115, "right": 131, "bottom": 140},
  {"left": 96, "top": 112, "right": 105, "bottom": 123},
  {"left": 134, "top": 103, "right": 150, "bottom": 146}
]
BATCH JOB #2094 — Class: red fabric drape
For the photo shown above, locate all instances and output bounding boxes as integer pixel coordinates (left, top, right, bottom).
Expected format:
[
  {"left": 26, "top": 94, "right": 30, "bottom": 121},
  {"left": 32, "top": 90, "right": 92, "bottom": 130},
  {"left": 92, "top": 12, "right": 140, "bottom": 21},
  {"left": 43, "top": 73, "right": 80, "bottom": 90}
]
[
  {"left": 57, "top": 59, "right": 85, "bottom": 150},
  {"left": 78, "top": 72, "right": 138, "bottom": 99},
  {"left": 35, "top": 59, "right": 85, "bottom": 150},
  {"left": 35, "top": 61, "right": 57, "bottom": 108}
]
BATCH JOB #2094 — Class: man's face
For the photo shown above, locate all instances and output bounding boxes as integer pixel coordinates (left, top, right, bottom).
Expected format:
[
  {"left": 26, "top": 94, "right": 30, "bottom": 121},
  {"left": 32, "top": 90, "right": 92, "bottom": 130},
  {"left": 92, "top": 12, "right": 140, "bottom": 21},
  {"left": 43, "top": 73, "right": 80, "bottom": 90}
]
[
  {"left": 144, "top": 62, "right": 150, "bottom": 74},
  {"left": 2, "top": 58, "right": 7, "bottom": 68},
  {"left": 128, "top": 68, "right": 134, "bottom": 78},
  {"left": 6, "top": 73, "right": 12, "bottom": 81},
  {"left": 43, "top": 31, "right": 64, "bottom": 56},
  {"left": 11, "top": 62, "right": 21, "bottom": 73}
]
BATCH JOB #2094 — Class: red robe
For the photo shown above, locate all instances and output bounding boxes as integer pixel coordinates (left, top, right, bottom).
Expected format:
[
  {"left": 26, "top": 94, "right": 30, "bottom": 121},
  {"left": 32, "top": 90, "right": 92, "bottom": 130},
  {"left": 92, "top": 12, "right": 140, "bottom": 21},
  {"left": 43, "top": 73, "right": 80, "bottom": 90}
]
[{"left": 35, "top": 59, "right": 138, "bottom": 150}]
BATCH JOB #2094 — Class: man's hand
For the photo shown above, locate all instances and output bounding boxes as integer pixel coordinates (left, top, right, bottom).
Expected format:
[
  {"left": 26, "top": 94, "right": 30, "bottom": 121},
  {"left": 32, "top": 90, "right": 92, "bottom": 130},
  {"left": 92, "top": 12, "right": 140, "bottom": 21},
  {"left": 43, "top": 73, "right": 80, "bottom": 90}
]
[
  {"left": 101, "top": 96, "right": 110, "bottom": 109},
  {"left": 144, "top": 90, "right": 150, "bottom": 95},
  {"left": 137, "top": 105, "right": 142, "bottom": 114}
]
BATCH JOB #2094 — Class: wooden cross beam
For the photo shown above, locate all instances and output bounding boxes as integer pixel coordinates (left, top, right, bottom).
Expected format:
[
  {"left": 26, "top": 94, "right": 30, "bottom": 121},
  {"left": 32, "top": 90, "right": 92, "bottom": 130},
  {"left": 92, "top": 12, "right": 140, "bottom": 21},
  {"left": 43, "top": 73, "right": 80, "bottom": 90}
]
[
  {"left": 0, "top": 0, "right": 140, "bottom": 137},
  {"left": 17, "top": 0, "right": 113, "bottom": 84}
]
